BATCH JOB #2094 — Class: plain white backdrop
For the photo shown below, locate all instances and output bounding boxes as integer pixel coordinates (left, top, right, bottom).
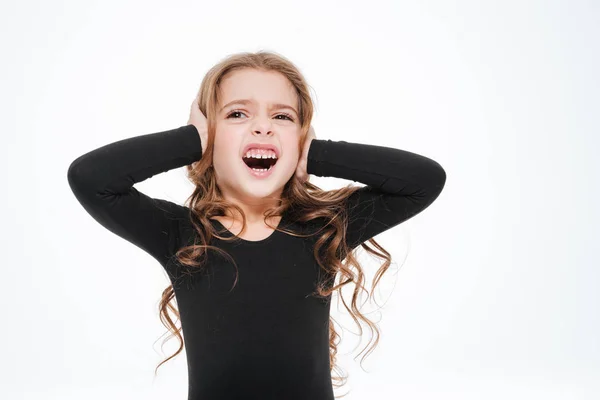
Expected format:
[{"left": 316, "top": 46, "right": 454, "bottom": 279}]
[{"left": 1, "top": 0, "right": 598, "bottom": 399}]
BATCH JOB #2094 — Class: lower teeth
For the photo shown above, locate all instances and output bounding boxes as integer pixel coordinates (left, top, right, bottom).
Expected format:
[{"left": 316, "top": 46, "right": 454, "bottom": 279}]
[{"left": 251, "top": 167, "right": 271, "bottom": 172}]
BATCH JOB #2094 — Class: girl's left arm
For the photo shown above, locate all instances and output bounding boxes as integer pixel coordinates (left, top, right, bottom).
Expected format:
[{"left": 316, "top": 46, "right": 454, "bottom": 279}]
[{"left": 303, "top": 131, "right": 447, "bottom": 251}]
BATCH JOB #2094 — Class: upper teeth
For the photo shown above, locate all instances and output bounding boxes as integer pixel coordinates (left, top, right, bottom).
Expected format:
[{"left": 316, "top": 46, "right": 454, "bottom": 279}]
[{"left": 244, "top": 149, "right": 277, "bottom": 159}]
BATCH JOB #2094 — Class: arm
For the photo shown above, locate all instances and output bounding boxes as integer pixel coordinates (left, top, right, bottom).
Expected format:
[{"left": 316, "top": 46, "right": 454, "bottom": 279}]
[
  {"left": 306, "top": 138, "right": 446, "bottom": 251},
  {"left": 67, "top": 124, "right": 202, "bottom": 269}
]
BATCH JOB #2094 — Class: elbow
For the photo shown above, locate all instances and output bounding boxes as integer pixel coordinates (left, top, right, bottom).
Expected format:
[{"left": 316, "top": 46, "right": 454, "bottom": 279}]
[
  {"left": 415, "top": 161, "right": 446, "bottom": 206},
  {"left": 67, "top": 157, "right": 84, "bottom": 190},
  {"left": 427, "top": 161, "right": 447, "bottom": 203},
  {"left": 435, "top": 162, "right": 447, "bottom": 192},
  {"left": 67, "top": 156, "right": 95, "bottom": 197}
]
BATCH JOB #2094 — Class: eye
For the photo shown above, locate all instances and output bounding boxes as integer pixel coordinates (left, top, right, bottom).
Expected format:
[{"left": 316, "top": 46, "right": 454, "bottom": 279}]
[
  {"left": 226, "top": 110, "right": 294, "bottom": 122},
  {"left": 226, "top": 110, "right": 247, "bottom": 119},
  {"left": 275, "top": 113, "right": 294, "bottom": 121}
]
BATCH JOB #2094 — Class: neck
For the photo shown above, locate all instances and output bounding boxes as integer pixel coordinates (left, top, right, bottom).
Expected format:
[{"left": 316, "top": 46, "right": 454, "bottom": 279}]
[{"left": 220, "top": 194, "right": 283, "bottom": 225}]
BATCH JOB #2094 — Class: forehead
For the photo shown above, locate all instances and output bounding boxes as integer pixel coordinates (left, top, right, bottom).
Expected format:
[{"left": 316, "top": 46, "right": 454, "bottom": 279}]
[{"left": 218, "top": 68, "right": 297, "bottom": 107}]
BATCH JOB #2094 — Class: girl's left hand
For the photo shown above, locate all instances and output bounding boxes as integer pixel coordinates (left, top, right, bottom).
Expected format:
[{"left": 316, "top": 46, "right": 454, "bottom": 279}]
[{"left": 295, "top": 125, "right": 316, "bottom": 183}]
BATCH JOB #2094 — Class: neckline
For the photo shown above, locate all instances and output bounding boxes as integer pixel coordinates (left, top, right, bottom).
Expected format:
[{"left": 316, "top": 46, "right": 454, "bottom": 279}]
[{"left": 210, "top": 213, "right": 285, "bottom": 245}]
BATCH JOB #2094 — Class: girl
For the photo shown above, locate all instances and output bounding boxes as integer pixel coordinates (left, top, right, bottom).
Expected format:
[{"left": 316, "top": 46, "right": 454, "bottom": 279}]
[{"left": 67, "top": 51, "right": 446, "bottom": 400}]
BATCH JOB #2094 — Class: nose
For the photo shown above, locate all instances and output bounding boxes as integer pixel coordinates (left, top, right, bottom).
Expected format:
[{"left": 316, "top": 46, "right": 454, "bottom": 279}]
[{"left": 252, "top": 116, "right": 273, "bottom": 136}]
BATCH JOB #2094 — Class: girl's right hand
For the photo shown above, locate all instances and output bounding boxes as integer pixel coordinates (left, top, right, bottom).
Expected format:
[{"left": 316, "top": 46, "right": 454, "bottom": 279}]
[{"left": 187, "top": 93, "right": 208, "bottom": 155}]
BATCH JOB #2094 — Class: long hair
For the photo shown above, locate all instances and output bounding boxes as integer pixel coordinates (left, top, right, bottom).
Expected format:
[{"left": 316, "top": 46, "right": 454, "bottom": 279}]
[{"left": 154, "top": 50, "right": 394, "bottom": 396}]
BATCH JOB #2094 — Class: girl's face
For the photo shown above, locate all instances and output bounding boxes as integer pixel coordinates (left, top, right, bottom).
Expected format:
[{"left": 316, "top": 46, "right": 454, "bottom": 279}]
[{"left": 213, "top": 68, "right": 302, "bottom": 206}]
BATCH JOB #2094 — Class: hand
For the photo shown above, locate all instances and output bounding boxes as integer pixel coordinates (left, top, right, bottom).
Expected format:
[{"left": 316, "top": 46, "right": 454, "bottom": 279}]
[
  {"left": 295, "top": 125, "right": 316, "bottom": 183},
  {"left": 187, "top": 92, "right": 208, "bottom": 155}
]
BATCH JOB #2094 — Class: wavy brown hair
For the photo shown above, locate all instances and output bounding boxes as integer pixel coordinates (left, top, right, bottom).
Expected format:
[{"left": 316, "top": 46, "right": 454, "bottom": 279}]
[{"left": 154, "top": 50, "right": 395, "bottom": 396}]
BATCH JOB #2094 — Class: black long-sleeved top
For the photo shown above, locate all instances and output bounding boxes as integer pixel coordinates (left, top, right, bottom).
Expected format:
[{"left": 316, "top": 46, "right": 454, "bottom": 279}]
[{"left": 67, "top": 124, "right": 446, "bottom": 400}]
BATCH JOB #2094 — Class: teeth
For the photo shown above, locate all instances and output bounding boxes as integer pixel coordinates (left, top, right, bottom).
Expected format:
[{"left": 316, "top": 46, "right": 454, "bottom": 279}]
[{"left": 244, "top": 149, "right": 278, "bottom": 159}]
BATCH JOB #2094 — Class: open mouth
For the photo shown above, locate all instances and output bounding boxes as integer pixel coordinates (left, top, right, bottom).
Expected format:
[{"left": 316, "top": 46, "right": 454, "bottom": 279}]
[{"left": 242, "top": 155, "right": 278, "bottom": 171}]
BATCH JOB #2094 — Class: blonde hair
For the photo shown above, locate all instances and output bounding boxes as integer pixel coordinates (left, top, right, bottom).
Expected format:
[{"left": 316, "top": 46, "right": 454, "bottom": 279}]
[{"left": 155, "top": 51, "right": 393, "bottom": 397}]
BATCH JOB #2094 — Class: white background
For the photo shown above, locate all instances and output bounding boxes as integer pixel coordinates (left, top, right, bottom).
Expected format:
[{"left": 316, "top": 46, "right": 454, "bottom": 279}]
[{"left": 2, "top": 0, "right": 598, "bottom": 399}]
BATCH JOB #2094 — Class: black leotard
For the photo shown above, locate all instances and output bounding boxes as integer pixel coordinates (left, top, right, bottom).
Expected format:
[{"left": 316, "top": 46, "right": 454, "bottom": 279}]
[{"left": 67, "top": 124, "right": 446, "bottom": 400}]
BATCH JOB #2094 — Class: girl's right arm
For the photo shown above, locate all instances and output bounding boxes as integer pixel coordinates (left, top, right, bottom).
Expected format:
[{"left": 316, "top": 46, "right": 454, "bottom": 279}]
[{"left": 67, "top": 125, "right": 203, "bottom": 269}]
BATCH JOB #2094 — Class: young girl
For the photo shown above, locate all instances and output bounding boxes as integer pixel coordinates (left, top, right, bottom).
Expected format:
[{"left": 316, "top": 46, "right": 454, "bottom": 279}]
[{"left": 67, "top": 51, "right": 446, "bottom": 400}]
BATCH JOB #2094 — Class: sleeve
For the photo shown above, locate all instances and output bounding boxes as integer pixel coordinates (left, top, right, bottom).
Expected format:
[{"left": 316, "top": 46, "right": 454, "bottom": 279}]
[
  {"left": 306, "top": 138, "right": 446, "bottom": 251},
  {"left": 67, "top": 124, "right": 203, "bottom": 268}
]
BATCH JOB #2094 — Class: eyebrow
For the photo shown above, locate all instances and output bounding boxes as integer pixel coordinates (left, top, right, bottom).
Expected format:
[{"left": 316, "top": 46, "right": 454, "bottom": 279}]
[{"left": 219, "top": 99, "right": 298, "bottom": 115}]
